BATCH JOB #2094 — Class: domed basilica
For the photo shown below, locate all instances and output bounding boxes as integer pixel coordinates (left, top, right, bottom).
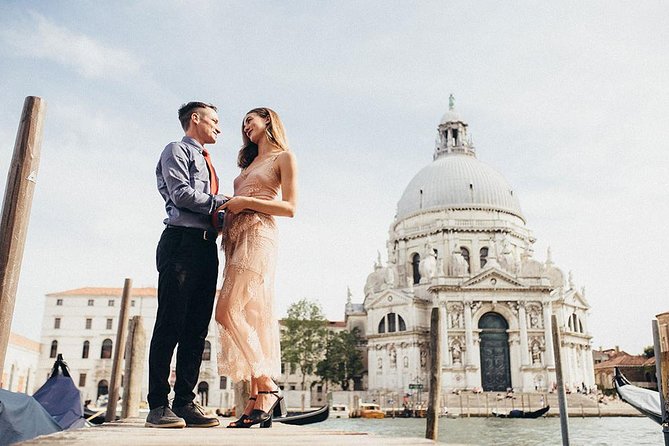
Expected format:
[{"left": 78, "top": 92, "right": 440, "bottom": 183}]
[{"left": 345, "top": 97, "right": 595, "bottom": 393}]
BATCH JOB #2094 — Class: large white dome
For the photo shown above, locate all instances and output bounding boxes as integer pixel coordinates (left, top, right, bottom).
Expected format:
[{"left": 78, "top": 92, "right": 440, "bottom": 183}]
[{"left": 396, "top": 153, "right": 524, "bottom": 221}]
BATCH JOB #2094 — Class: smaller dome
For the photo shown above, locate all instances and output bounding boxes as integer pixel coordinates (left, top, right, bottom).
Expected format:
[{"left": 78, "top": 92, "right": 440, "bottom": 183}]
[{"left": 440, "top": 109, "right": 464, "bottom": 125}]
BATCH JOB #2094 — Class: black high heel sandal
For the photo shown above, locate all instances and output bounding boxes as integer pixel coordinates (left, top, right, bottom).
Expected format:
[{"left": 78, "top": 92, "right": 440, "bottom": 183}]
[
  {"left": 244, "top": 390, "right": 286, "bottom": 428},
  {"left": 227, "top": 397, "right": 256, "bottom": 428}
]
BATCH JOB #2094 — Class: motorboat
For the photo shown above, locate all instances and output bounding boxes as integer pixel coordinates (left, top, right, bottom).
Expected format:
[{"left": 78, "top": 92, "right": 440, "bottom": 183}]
[{"left": 331, "top": 403, "right": 349, "bottom": 418}]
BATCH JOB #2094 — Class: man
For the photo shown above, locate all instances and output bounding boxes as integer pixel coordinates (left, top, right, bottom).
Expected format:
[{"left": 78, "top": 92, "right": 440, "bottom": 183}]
[{"left": 145, "top": 102, "right": 228, "bottom": 428}]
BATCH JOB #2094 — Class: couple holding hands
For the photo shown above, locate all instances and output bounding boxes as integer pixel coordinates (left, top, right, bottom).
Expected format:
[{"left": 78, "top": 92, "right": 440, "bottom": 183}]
[{"left": 145, "top": 102, "right": 297, "bottom": 429}]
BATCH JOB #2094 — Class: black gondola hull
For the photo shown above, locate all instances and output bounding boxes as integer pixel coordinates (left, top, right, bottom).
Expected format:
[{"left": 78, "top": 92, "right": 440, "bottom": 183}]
[
  {"left": 493, "top": 405, "right": 550, "bottom": 418},
  {"left": 274, "top": 405, "right": 329, "bottom": 425}
]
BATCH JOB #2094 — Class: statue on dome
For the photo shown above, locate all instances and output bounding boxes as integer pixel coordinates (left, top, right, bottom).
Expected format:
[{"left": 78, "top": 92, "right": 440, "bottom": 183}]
[
  {"left": 449, "top": 93, "right": 455, "bottom": 110},
  {"left": 384, "top": 259, "right": 396, "bottom": 288},
  {"left": 497, "top": 234, "right": 519, "bottom": 275},
  {"left": 419, "top": 239, "right": 437, "bottom": 281},
  {"left": 448, "top": 239, "right": 468, "bottom": 277}
]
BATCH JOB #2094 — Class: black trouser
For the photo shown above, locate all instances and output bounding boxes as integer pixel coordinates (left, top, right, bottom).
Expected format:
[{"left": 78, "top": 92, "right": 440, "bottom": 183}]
[{"left": 147, "top": 227, "right": 219, "bottom": 409}]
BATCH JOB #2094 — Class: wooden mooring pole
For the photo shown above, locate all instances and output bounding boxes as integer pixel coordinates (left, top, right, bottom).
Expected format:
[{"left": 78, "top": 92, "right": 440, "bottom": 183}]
[
  {"left": 106, "top": 278, "right": 132, "bottom": 422},
  {"left": 551, "top": 314, "right": 570, "bottom": 446},
  {"left": 0, "top": 96, "right": 46, "bottom": 380},
  {"left": 425, "top": 307, "right": 441, "bottom": 440},
  {"left": 122, "top": 315, "right": 146, "bottom": 418},
  {"left": 653, "top": 313, "right": 669, "bottom": 446}
]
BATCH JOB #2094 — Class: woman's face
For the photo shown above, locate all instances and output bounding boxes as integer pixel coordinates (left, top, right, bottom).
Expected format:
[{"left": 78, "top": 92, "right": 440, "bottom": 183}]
[{"left": 243, "top": 112, "right": 268, "bottom": 144}]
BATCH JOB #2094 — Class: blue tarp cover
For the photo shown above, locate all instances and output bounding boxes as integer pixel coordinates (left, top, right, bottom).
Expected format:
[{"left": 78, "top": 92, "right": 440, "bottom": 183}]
[
  {"left": 32, "top": 356, "right": 86, "bottom": 430},
  {"left": 0, "top": 389, "right": 61, "bottom": 446}
]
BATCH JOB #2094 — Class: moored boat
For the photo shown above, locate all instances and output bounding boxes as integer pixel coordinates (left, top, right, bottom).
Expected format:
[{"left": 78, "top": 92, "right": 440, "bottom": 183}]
[
  {"left": 360, "top": 403, "right": 385, "bottom": 419},
  {"left": 331, "top": 403, "right": 350, "bottom": 418},
  {"left": 613, "top": 366, "right": 662, "bottom": 425},
  {"left": 492, "top": 405, "right": 550, "bottom": 419},
  {"left": 274, "top": 405, "right": 329, "bottom": 425}
]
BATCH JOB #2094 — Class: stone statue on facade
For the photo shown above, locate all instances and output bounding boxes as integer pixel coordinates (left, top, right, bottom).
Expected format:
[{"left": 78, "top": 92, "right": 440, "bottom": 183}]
[
  {"left": 497, "top": 233, "right": 519, "bottom": 275},
  {"left": 448, "top": 239, "right": 468, "bottom": 276},
  {"left": 419, "top": 238, "right": 437, "bottom": 282}
]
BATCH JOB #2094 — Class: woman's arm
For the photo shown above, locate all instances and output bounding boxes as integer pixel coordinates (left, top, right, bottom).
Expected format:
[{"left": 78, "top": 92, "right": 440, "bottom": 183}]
[{"left": 220, "top": 151, "right": 298, "bottom": 217}]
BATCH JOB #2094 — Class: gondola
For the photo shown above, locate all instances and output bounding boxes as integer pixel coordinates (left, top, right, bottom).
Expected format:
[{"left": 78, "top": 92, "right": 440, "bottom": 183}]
[
  {"left": 492, "top": 405, "right": 550, "bottom": 418},
  {"left": 274, "top": 405, "right": 329, "bottom": 425},
  {"left": 613, "top": 366, "right": 662, "bottom": 425}
]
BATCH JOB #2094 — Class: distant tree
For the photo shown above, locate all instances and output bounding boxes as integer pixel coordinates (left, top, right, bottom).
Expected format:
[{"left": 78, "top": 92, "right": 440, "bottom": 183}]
[
  {"left": 281, "top": 299, "right": 327, "bottom": 390},
  {"left": 643, "top": 345, "right": 655, "bottom": 358},
  {"left": 316, "top": 327, "right": 364, "bottom": 391}
]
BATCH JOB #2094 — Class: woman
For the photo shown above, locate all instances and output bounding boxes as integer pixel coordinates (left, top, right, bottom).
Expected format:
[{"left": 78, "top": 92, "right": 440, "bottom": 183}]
[{"left": 215, "top": 108, "right": 297, "bottom": 428}]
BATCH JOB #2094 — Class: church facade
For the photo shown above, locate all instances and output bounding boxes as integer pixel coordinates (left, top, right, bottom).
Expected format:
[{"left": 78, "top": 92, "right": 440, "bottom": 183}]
[{"left": 346, "top": 98, "right": 594, "bottom": 394}]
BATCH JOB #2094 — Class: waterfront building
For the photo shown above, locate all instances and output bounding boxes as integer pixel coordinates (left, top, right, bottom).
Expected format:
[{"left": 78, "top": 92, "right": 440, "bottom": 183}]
[
  {"left": 593, "top": 348, "right": 656, "bottom": 391},
  {"left": 347, "top": 98, "right": 595, "bottom": 394},
  {"left": 1, "top": 331, "right": 40, "bottom": 393},
  {"left": 37, "top": 287, "right": 234, "bottom": 408}
]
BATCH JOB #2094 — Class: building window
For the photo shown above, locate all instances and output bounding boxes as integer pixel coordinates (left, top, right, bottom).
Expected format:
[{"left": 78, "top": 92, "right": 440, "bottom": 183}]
[
  {"left": 85, "top": 318, "right": 92, "bottom": 329},
  {"left": 289, "top": 385, "right": 296, "bottom": 391},
  {"left": 460, "top": 247, "right": 470, "bottom": 273},
  {"left": 316, "top": 385, "right": 323, "bottom": 393},
  {"left": 82, "top": 340, "right": 90, "bottom": 358},
  {"left": 202, "top": 341, "right": 211, "bottom": 361},
  {"left": 290, "top": 363, "right": 296, "bottom": 375},
  {"left": 219, "top": 376, "right": 227, "bottom": 390},
  {"left": 56, "top": 299, "right": 63, "bottom": 306},
  {"left": 108, "top": 299, "right": 115, "bottom": 307},
  {"left": 79, "top": 373, "right": 86, "bottom": 387},
  {"left": 131, "top": 300, "right": 136, "bottom": 307},
  {"left": 281, "top": 362, "right": 285, "bottom": 374},
  {"left": 381, "top": 313, "right": 406, "bottom": 334},
  {"left": 54, "top": 318, "right": 61, "bottom": 329},
  {"left": 398, "top": 315, "right": 406, "bottom": 331},
  {"left": 87, "top": 299, "right": 94, "bottom": 306},
  {"left": 388, "top": 312, "right": 397, "bottom": 332},
  {"left": 106, "top": 318, "right": 113, "bottom": 330},
  {"left": 412, "top": 253, "right": 421, "bottom": 284},
  {"left": 50, "top": 340, "right": 58, "bottom": 358},
  {"left": 480, "top": 247, "right": 488, "bottom": 269},
  {"left": 101, "top": 338, "right": 113, "bottom": 359}
]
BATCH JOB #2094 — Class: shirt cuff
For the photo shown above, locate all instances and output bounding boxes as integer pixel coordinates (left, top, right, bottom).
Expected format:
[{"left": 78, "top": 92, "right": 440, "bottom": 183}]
[{"left": 210, "top": 195, "right": 228, "bottom": 213}]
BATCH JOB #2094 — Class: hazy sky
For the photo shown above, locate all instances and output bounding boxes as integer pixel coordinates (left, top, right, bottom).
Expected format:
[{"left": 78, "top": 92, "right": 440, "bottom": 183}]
[{"left": 1, "top": 1, "right": 668, "bottom": 355}]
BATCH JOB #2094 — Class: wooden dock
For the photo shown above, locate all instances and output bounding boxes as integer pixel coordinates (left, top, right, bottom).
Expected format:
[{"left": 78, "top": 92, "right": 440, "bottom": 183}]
[{"left": 16, "top": 417, "right": 437, "bottom": 445}]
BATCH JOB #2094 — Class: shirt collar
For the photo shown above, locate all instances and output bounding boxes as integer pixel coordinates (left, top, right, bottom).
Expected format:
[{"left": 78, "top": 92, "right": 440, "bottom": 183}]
[{"left": 182, "top": 136, "right": 204, "bottom": 153}]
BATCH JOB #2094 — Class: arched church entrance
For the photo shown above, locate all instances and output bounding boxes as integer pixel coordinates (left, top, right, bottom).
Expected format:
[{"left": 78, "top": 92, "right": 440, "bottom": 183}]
[
  {"left": 478, "top": 312, "right": 511, "bottom": 391},
  {"left": 197, "top": 381, "right": 209, "bottom": 406}
]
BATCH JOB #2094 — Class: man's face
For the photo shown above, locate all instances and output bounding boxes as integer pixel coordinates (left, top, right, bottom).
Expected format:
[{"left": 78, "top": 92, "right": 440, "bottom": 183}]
[{"left": 193, "top": 108, "right": 220, "bottom": 145}]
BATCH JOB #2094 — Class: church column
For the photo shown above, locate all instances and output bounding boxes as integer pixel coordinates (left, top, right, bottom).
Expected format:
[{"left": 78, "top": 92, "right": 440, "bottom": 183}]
[
  {"left": 464, "top": 300, "right": 474, "bottom": 366},
  {"left": 471, "top": 237, "right": 480, "bottom": 274},
  {"left": 543, "top": 301, "right": 555, "bottom": 368},
  {"left": 518, "top": 302, "right": 529, "bottom": 365}
]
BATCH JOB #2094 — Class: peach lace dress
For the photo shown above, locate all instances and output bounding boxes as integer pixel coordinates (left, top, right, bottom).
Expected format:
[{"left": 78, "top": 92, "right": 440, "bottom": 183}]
[{"left": 216, "top": 154, "right": 282, "bottom": 381}]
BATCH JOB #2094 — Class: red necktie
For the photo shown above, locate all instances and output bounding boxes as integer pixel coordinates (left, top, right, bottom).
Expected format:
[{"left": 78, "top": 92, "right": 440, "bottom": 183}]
[{"left": 202, "top": 149, "right": 219, "bottom": 194}]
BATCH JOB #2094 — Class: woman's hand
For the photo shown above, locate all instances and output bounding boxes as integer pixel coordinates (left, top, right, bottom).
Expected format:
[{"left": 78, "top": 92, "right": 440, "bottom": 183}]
[{"left": 219, "top": 196, "right": 250, "bottom": 214}]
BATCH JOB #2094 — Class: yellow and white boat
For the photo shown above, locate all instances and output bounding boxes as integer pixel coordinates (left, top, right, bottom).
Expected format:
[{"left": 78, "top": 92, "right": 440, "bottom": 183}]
[{"left": 360, "top": 402, "right": 385, "bottom": 419}]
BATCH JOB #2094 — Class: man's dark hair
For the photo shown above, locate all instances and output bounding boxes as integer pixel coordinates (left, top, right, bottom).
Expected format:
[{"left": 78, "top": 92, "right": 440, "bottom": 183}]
[{"left": 178, "top": 102, "right": 217, "bottom": 131}]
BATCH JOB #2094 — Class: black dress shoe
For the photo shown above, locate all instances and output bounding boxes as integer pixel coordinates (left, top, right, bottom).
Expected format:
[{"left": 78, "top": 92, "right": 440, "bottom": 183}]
[
  {"left": 172, "top": 402, "right": 220, "bottom": 428},
  {"left": 144, "top": 406, "right": 186, "bottom": 428}
]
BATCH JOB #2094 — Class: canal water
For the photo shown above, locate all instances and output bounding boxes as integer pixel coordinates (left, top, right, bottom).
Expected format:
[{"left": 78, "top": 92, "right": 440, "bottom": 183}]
[{"left": 315, "top": 416, "right": 663, "bottom": 445}]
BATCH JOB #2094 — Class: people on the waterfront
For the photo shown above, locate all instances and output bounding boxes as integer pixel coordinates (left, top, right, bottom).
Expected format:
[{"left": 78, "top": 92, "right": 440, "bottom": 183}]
[
  {"left": 146, "top": 102, "right": 228, "bottom": 429},
  {"left": 215, "top": 107, "right": 297, "bottom": 428}
]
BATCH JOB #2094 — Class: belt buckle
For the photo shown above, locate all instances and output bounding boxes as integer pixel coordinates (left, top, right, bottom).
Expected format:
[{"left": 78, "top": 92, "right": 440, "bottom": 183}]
[{"left": 203, "top": 230, "right": 209, "bottom": 241}]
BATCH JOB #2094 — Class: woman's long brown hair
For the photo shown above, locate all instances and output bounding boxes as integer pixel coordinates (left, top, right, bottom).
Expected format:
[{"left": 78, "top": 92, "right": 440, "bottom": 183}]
[{"left": 238, "top": 108, "right": 290, "bottom": 168}]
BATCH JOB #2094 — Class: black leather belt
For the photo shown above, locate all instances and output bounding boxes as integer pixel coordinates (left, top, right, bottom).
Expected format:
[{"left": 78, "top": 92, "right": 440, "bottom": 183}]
[{"left": 166, "top": 225, "right": 217, "bottom": 241}]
